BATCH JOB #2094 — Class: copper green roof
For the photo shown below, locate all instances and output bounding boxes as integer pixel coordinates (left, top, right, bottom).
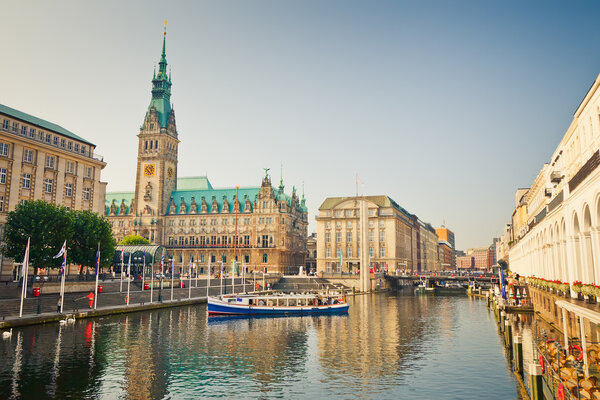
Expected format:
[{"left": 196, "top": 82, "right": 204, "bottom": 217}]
[
  {"left": 167, "top": 187, "right": 260, "bottom": 214},
  {"left": 0, "top": 103, "right": 95, "bottom": 146},
  {"left": 177, "top": 176, "right": 213, "bottom": 190},
  {"left": 319, "top": 195, "right": 413, "bottom": 219},
  {"left": 145, "top": 31, "right": 173, "bottom": 129},
  {"left": 104, "top": 192, "right": 134, "bottom": 216}
]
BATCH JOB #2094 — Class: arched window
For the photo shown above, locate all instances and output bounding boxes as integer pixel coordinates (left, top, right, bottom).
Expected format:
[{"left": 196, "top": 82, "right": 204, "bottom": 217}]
[{"left": 263, "top": 253, "right": 268, "bottom": 263}]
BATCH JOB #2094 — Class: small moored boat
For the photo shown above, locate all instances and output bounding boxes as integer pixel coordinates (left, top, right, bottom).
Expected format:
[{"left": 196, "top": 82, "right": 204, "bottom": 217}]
[{"left": 208, "top": 293, "right": 349, "bottom": 316}]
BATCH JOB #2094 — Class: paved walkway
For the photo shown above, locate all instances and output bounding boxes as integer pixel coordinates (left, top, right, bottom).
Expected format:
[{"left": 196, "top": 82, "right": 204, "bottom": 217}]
[{"left": 0, "top": 277, "right": 259, "bottom": 322}]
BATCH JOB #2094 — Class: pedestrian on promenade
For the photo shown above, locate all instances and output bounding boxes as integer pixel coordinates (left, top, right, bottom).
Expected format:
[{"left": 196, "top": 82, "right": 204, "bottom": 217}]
[
  {"left": 85, "top": 292, "right": 94, "bottom": 309},
  {"left": 57, "top": 297, "right": 62, "bottom": 313}
]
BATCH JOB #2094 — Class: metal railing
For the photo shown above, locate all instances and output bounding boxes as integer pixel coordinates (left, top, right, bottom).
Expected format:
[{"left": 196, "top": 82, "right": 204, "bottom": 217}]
[{"left": 535, "top": 328, "right": 599, "bottom": 399}]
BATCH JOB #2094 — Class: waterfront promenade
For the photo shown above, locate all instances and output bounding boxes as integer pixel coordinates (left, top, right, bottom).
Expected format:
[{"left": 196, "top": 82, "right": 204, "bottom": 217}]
[{"left": 0, "top": 277, "right": 254, "bottom": 329}]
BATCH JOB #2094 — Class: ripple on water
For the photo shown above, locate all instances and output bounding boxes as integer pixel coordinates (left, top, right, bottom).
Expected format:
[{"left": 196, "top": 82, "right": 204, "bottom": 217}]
[{"left": 0, "top": 294, "right": 521, "bottom": 399}]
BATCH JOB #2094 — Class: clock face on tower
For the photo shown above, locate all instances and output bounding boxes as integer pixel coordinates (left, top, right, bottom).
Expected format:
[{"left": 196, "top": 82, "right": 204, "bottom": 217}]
[
  {"left": 144, "top": 164, "right": 156, "bottom": 177},
  {"left": 167, "top": 167, "right": 174, "bottom": 179}
]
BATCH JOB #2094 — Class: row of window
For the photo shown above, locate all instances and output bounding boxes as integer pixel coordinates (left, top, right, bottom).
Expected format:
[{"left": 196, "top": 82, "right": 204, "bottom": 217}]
[
  {"left": 324, "top": 247, "right": 384, "bottom": 258},
  {"left": 19, "top": 175, "right": 90, "bottom": 199},
  {"left": 326, "top": 220, "right": 384, "bottom": 229},
  {"left": 187, "top": 253, "right": 267, "bottom": 265},
  {"left": 1, "top": 119, "right": 89, "bottom": 156},
  {"left": 167, "top": 235, "right": 253, "bottom": 246},
  {"left": 165, "top": 234, "right": 274, "bottom": 247},
  {"left": 167, "top": 216, "right": 271, "bottom": 227},
  {"left": 324, "top": 231, "right": 385, "bottom": 243},
  {"left": 326, "top": 209, "right": 376, "bottom": 217},
  {"left": 0, "top": 142, "right": 94, "bottom": 177}
]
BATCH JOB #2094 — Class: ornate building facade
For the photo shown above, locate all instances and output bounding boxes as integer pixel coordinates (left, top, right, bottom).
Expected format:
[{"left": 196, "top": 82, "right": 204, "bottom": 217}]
[
  {"left": 502, "top": 71, "right": 600, "bottom": 293},
  {"left": 316, "top": 195, "right": 441, "bottom": 274},
  {"left": 105, "top": 30, "right": 308, "bottom": 274},
  {"left": 0, "top": 104, "right": 107, "bottom": 280}
]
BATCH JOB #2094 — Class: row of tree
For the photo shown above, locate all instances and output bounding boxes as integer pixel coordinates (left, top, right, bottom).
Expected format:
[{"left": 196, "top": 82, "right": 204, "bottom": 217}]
[{"left": 2, "top": 200, "right": 116, "bottom": 277}]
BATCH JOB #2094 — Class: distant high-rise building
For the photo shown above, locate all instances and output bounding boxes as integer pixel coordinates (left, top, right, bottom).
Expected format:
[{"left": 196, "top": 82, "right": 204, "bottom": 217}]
[
  {"left": 436, "top": 227, "right": 455, "bottom": 268},
  {"left": 435, "top": 227, "right": 455, "bottom": 249}
]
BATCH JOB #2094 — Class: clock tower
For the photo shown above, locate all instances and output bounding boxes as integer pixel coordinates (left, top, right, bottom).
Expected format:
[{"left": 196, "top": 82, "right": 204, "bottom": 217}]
[{"left": 133, "top": 23, "right": 178, "bottom": 243}]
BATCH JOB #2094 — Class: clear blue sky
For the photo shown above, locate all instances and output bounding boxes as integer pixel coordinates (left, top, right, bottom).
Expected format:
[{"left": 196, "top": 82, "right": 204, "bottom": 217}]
[{"left": 3, "top": 1, "right": 600, "bottom": 250}]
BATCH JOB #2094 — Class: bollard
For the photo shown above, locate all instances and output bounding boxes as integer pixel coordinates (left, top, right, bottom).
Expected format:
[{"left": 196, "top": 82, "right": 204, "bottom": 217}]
[
  {"left": 529, "top": 363, "right": 544, "bottom": 400},
  {"left": 504, "top": 320, "right": 512, "bottom": 350},
  {"left": 513, "top": 335, "right": 523, "bottom": 375}
]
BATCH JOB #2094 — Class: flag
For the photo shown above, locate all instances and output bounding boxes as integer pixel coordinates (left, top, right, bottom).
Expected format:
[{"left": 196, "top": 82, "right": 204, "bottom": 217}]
[
  {"left": 143, "top": 251, "right": 146, "bottom": 265},
  {"left": 339, "top": 248, "right": 343, "bottom": 269},
  {"left": 120, "top": 249, "right": 124, "bottom": 262},
  {"left": 54, "top": 241, "right": 67, "bottom": 276},
  {"left": 500, "top": 268, "right": 507, "bottom": 300},
  {"left": 127, "top": 254, "right": 131, "bottom": 277},
  {"left": 22, "top": 238, "right": 30, "bottom": 279},
  {"left": 161, "top": 254, "right": 165, "bottom": 274},
  {"left": 54, "top": 241, "right": 66, "bottom": 259},
  {"left": 95, "top": 243, "right": 100, "bottom": 275}
]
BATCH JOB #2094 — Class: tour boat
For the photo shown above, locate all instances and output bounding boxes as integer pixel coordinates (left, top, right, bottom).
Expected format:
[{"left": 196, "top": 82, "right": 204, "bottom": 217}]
[{"left": 207, "top": 293, "right": 349, "bottom": 316}]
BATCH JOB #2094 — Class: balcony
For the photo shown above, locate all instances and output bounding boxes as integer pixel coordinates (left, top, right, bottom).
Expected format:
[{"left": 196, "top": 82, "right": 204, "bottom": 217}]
[{"left": 550, "top": 171, "right": 563, "bottom": 183}]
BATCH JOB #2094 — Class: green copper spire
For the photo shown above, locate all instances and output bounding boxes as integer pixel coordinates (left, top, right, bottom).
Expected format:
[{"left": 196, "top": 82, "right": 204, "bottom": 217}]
[
  {"left": 146, "top": 21, "right": 172, "bottom": 129},
  {"left": 159, "top": 30, "right": 167, "bottom": 75},
  {"left": 278, "top": 163, "right": 284, "bottom": 192}
]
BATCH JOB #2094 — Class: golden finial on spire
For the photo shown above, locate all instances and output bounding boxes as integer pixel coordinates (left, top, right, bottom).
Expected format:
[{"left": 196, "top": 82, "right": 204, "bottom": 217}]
[{"left": 164, "top": 19, "right": 167, "bottom": 36}]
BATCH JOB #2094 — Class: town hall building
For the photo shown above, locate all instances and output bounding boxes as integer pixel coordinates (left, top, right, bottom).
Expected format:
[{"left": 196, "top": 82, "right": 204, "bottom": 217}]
[{"left": 105, "top": 28, "right": 308, "bottom": 274}]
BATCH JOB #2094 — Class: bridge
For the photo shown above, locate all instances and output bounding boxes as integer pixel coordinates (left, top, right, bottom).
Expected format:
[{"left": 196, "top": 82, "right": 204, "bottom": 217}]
[{"left": 384, "top": 274, "right": 497, "bottom": 290}]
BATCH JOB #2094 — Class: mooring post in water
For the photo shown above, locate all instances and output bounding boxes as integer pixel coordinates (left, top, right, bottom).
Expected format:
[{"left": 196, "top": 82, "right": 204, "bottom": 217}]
[
  {"left": 500, "top": 311, "right": 506, "bottom": 332},
  {"left": 513, "top": 335, "right": 523, "bottom": 375},
  {"left": 504, "top": 320, "right": 512, "bottom": 349},
  {"left": 529, "top": 364, "right": 544, "bottom": 400}
]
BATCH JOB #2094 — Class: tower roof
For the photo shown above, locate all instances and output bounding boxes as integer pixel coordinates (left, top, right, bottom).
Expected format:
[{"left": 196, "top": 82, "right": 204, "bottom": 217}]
[{"left": 145, "top": 22, "right": 173, "bottom": 129}]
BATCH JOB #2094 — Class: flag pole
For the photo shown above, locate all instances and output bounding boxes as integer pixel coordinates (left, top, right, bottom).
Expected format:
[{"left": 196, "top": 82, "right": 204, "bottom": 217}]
[
  {"left": 94, "top": 242, "right": 100, "bottom": 310},
  {"left": 188, "top": 257, "right": 192, "bottom": 299},
  {"left": 150, "top": 256, "right": 154, "bottom": 304},
  {"left": 170, "top": 258, "right": 174, "bottom": 301},
  {"left": 207, "top": 257, "right": 211, "bottom": 298},
  {"left": 126, "top": 254, "right": 131, "bottom": 306},
  {"left": 120, "top": 250, "right": 124, "bottom": 293},
  {"left": 220, "top": 262, "right": 223, "bottom": 295},
  {"left": 142, "top": 251, "right": 145, "bottom": 294},
  {"left": 60, "top": 249, "right": 66, "bottom": 313},
  {"left": 18, "top": 238, "right": 30, "bottom": 318}
]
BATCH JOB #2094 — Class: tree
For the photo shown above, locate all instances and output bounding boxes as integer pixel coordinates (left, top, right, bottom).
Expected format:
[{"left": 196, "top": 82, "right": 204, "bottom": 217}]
[
  {"left": 2, "top": 200, "right": 73, "bottom": 277},
  {"left": 70, "top": 210, "right": 116, "bottom": 273},
  {"left": 119, "top": 235, "right": 150, "bottom": 245}
]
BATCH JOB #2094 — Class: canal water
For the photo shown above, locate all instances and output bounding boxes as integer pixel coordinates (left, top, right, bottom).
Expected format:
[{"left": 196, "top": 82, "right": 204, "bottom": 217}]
[{"left": 0, "top": 293, "right": 524, "bottom": 399}]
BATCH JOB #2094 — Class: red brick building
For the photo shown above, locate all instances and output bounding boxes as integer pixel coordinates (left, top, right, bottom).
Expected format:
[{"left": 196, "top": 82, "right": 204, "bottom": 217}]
[{"left": 456, "top": 256, "right": 474, "bottom": 269}]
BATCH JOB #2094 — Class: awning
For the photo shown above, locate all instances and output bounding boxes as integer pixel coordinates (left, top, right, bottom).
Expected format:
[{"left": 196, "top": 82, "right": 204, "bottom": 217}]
[{"left": 113, "top": 245, "right": 168, "bottom": 265}]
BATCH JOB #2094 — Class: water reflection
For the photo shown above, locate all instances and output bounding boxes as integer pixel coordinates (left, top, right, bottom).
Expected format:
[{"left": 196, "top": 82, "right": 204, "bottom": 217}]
[{"left": 0, "top": 293, "right": 522, "bottom": 399}]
